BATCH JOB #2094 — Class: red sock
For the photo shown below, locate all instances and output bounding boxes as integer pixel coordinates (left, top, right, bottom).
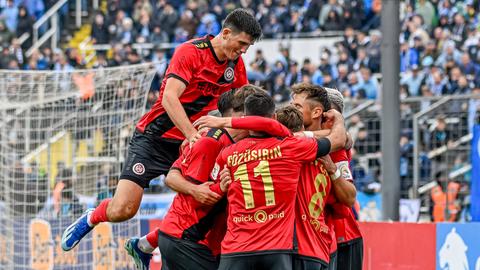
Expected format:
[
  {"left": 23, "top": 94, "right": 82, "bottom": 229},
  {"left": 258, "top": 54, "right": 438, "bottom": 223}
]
[
  {"left": 89, "top": 198, "right": 112, "bottom": 225},
  {"left": 146, "top": 228, "right": 159, "bottom": 249}
]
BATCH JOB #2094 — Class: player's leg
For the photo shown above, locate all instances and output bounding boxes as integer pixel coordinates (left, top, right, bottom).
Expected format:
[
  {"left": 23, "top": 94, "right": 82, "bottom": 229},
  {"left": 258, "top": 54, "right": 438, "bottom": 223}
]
[
  {"left": 346, "top": 239, "right": 363, "bottom": 270},
  {"left": 328, "top": 252, "right": 337, "bottom": 270},
  {"left": 257, "top": 253, "right": 293, "bottom": 270},
  {"left": 125, "top": 228, "right": 159, "bottom": 269},
  {"left": 217, "top": 256, "right": 251, "bottom": 270},
  {"left": 61, "top": 179, "right": 145, "bottom": 251},
  {"left": 158, "top": 231, "right": 218, "bottom": 270},
  {"left": 294, "top": 255, "right": 329, "bottom": 270},
  {"left": 62, "top": 131, "right": 180, "bottom": 251}
]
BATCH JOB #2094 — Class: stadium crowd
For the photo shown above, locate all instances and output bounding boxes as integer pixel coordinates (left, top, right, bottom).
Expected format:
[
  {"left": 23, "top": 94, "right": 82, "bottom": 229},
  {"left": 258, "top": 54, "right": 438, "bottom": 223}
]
[{"left": 0, "top": 0, "right": 479, "bottom": 100}]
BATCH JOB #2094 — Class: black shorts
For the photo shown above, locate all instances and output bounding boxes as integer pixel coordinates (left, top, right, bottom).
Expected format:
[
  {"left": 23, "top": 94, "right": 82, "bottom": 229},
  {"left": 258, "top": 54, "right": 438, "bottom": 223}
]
[
  {"left": 219, "top": 252, "right": 292, "bottom": 270},
  {"left": 336, "top": 238, "right": 363, "bottom": 270},
  {"left": 293, "top": 255, "right": 329, "bottom": 270},
  {"left": 328, "top": 252, "right": 337, "bottom": 270},
  {"left": 120, "top": 130, "right": 182, "bottom": 188},
  {"left": 158, "top": 231, "right": 218, "bottom": 270}
]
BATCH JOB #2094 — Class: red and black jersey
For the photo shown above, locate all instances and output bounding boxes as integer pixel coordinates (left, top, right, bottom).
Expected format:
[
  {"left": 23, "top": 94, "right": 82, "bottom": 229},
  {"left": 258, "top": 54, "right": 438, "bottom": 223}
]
[
  {"left": 329, "top": 149, "right": 363, "bottom": 245},
  {"left": 136, "top": 35, "right": 248, "bottom": 140},
  {"left": 295, "top": 160, "right": 333, "bottom": 264},
  {"left": 215, "top": 136, "right": 324, "bottom": 255},
  {"left": 159, "top": 128, "right": 234, "bottom": 256}
]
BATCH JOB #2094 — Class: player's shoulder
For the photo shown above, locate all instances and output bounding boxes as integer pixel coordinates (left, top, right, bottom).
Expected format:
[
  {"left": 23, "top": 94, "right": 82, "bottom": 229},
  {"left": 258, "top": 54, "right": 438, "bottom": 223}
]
[
  {"left": 189, "top": 36, "right": 212, "bottom": 50},
  {"left": 206, "top": 128, "right": 231, "bottom": 142},
  {"left": 281, "top": 136, "right": 315, "bottom": 146},
  {"left": 330, "top": 149, "right": 348, "bottom": 163},
  {"left": 173, "top": 37, "right": 207, "bottom": 55}
]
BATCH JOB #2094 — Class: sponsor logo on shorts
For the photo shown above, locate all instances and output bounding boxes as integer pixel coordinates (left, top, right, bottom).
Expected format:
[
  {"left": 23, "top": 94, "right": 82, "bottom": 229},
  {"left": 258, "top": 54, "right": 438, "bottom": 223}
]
[
  {"left": 224, "top": 67, "right": 234, "bottom": 82},
  {"left": 133, "top": 163, "right": 145, "bottom": 175},
  {"left": 233, "top": 210, "right": 284, "bottom": 223}
]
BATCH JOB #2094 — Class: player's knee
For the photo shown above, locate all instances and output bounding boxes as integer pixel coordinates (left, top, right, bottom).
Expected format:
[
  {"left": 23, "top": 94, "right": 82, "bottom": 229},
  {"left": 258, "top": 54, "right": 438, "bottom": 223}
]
[{"left": 107, "top": 200, "right": 138, "bottom": 222}]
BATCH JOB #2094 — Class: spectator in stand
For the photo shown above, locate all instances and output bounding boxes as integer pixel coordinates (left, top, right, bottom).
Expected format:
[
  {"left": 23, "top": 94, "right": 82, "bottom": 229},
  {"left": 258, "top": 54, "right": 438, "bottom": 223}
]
[
  {"left": 156, "top": 2, "right": 178, "bottom": 40},
  {"left": 0, "top": 20, "right": 13, "bottom": 45},
  {"left": 0, "top": 0, "right": 18, "bottom": 32},
  {"left": 196, "top": 13, "right": 220, "bottom": 37},
  {"left": 16, "top": 6, "right": 33, "bottom": 48},
  {"left": 136, "top": 13, "right": 152, "bottom": 43},
  {"left": 319, "top": 0, "right": 343, "bottom": 27},
  {"left": 401, "top": 64, "right": 425, "bottom": 96},
  {"left": 323, "top": 10, "right": 344, "bottom": 31},
  {"left": 91, "top": 13, "right": 109, "bottom": 45}
]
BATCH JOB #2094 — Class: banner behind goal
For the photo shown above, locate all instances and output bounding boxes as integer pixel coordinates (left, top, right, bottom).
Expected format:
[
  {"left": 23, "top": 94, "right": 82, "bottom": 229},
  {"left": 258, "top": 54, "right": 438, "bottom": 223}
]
[{"left": 0, "top": 63, "right": 157, "bottom": 269}]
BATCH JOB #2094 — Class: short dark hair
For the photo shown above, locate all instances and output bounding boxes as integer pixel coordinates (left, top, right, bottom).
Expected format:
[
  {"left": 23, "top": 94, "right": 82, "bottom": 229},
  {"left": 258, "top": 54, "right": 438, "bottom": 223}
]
[
  {"left": 223, "top": 9, "right": 262, "bottom": 42},
  {"left": 217, "top": 89, "right": 235, "bottom": 116},
  {"left": 291, "top": 83, "right": 331, "bottom": 111},
  {"left": 232, "top": 84, "right": 266, "bottom": 112},
  {"left": 244, "top": 91, "right": 275, "bottom": 117},
  {"left": 276, "top": 105, "right": 304, "bottom": 132}
]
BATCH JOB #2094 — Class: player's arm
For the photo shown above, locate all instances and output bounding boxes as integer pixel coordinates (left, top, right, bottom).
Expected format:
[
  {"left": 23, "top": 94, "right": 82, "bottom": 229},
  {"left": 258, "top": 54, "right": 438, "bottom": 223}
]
[
  {"left": 161, "top": 44, "right": 199, "bottom": 141},
  {"left": 194, "top": 115, "right": 291, "bottom": 137},
  {"left": 321, "top": 150, "right": 357, "bottom": 207},
  {"left": 296, "top": 130, "right": 352, "bottom": 150},
  {"left": 165, "top": 169, "right": 221, "bottom": 206},
  {"left": 162, "top": 78, "right": 197, "bottom": 141},
  {"left": 208, "top": 152, "right": 229, "bottom": 196},
  {"left": 165, "top": 136, "right": 224, "bottom": 205}
]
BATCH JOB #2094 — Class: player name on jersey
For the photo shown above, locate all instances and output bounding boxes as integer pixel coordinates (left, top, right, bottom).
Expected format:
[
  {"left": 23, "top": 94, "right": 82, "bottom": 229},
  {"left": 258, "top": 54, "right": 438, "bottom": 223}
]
[{"left": 227, "top": 145, "right": 282, "bottom": 167}]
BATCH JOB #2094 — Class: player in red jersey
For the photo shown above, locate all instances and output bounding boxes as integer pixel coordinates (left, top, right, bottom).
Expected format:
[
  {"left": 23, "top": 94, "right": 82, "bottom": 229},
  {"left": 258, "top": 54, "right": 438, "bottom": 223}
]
[
  {"left": 194, "top": 85, "right": 356, "bottom": 270},
  {"left": 289, "top": 84, "right": 357, "bottom": 270},
  {"left": 61, "top": 9, "right": 262, "bottom": 252},
  {"left": 213, "top": 91, "right": 346, "bottom": 270},
  {"left": 125, "top": 85, "right": 292, "bottom": 269},
  {"left": 324, "top": 88, "right": 363, "bottom": 270}
]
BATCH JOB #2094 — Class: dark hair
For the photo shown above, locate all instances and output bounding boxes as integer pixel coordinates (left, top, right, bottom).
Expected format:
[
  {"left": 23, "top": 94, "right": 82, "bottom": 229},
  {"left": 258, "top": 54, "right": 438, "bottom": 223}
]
[
  {"left": 223, "top": 8, "right": 262, "bottom": 42},
  {"left": 232, "top": 84, "right": 266, "bottom": 112},
  {"left": 244, "top": 91, "right": 275, "bottom": 117},
  {"left": 291, "top": 83, "right": 331, "bottom": 111},
  {"left": 217, "top": 89, "right": 235, "bottom": 116},
  {"left": 276, "top": 105, "right": 303, "bottom": 132}
]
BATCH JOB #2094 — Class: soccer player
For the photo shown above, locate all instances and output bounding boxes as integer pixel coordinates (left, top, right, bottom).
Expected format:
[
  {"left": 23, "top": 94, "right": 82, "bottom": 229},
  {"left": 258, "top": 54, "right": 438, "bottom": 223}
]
[
  {"left": 289, "top": 84, "right": 357, "bottom": 270},
  {"left": 324, "top": 88, "right": 363, "bottom": 270},
  {"left": 213, "top": 91, "right": 346, "bottom": 270},
  {"left": 61, "top": 9, "right": 262, "bottom": 252},
  {"left": 124, "top": 85, "right": 289, "bottom": 270}
]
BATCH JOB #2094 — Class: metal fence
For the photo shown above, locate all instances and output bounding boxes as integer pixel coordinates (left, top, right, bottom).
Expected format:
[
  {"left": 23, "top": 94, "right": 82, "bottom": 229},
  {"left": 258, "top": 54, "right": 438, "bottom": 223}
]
[{"left": 344, "top": 94, "right": 480, "bottom": 221}]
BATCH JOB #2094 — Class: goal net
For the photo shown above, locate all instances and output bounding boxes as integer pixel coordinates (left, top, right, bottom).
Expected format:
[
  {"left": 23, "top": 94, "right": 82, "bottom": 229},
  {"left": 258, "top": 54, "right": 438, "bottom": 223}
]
[{"left": 0, "top": 63, "right": 157, "bottom": 269}]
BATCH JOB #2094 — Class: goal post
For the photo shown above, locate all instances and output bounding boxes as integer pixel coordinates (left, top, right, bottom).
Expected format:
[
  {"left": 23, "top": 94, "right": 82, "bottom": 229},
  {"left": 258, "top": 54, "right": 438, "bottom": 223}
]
[{"left": 0, "top": 63, "right": 157, "bottom": 269}]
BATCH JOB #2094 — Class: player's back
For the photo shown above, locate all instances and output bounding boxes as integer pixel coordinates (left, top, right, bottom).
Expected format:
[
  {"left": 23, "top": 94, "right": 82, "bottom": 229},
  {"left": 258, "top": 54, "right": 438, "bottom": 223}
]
[
  {"left": 218, "top": 136, "right": 319, "bottom": 255},
  {"left": 295, "top": 160, "right": 333, "bottom": 264},
  {"left": 160, "top": 128, "right": 233, "bottom": 253}
]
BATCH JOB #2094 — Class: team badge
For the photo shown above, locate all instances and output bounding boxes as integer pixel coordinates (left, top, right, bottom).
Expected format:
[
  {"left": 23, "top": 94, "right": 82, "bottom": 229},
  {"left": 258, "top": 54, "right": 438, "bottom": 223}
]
[
  {"left": 133, "top": 163, "right": 145, "bottom": 175},
  {"left": 224, "top": 67, "right": 234, "bottom": 82},
  {"left": 210, "top": 163, "right": 220, "bottom": 180}
]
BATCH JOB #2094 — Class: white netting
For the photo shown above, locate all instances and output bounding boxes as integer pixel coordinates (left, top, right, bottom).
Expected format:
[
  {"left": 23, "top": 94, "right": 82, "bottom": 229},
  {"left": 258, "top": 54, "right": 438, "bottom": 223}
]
[{"left": 0, "top": 63, "right": 157, "bottom": 269}]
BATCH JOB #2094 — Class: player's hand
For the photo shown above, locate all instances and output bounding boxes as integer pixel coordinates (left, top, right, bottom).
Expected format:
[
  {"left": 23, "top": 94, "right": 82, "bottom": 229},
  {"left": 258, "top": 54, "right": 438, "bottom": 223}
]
[
  {"left": 187, "top": 130, "right": 202, "bottom": 148},
  {"left": 319, "top": 155, "right": 337, "bottom": 175},
  {"left": 323, "top": 109, "right": 344, "bottom": 124},
  {"left": 193, "top": 116, "right": 228, "bottom": 130},
  {"left": 191, "top": 182, "right": 222, "bottom": 206},
  {"left": 219, "top": 166, "right": 232, "bottom": 193},
  {"left": 293, "top": 131, "right": 305, "bottom": 137}
]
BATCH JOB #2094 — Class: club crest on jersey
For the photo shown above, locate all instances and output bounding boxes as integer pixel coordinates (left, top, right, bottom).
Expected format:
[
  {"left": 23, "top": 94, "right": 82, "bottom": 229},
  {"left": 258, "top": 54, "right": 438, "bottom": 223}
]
[
  {"left": 224, "top": 67, "right": 234, "bottom": 82},
  {"left": 133, "top": 163, "right": 145, "bottom": 175},
  {"left": 218, "top": 60, "right": 236, "bottom": 85}
]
